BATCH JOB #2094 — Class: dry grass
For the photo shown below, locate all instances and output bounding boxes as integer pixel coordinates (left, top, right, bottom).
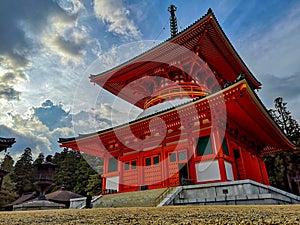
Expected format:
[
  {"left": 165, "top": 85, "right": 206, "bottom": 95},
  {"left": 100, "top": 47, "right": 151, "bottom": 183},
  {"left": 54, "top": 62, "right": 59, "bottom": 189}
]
[{"left": 0, "top": 205, "right": 300, "bottom": 224}]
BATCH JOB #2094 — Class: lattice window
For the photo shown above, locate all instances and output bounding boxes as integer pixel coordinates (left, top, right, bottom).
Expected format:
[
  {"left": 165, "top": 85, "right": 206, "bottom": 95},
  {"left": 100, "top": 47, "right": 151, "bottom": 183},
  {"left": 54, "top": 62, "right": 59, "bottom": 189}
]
[
  {"left": 108, "top": 157, "right": 118, "bottom": 172},
  {"left": 222, "top": 138, "right": 229, "bottom": 155},
  {"left": 196, "top": 136, "right": 213, "bottom": 156}
]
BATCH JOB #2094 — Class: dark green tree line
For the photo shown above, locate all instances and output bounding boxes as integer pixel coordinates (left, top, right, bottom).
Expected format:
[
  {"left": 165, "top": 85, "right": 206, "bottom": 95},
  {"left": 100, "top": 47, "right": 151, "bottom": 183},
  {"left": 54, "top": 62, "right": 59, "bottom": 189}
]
[{"left": 0, "top": 147, "right": 103, "bottom": 207}]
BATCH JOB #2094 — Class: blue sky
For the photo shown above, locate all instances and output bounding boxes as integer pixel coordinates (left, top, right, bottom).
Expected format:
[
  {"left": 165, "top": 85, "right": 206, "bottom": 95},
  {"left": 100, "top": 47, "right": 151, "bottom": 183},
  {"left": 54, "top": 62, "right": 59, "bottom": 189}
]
[{"left": 0, "top": 0, "right": 299, "bottom": 160}]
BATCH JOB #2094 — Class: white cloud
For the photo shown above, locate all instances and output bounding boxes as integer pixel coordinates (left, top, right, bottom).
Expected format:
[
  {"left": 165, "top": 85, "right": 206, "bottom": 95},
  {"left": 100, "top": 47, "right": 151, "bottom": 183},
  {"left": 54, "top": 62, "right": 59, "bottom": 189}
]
[
  {"left": 239, "top": 4, "right": 300, "bottom": 77},
  {"left": 0, "top": 71, "right": 27, "bottom": 101},
  {"left": 94, "top": 0, "right": 141, "bottom": 38},
  {"left": 258, "top": 73, "right": 300, "bottom": 122}
]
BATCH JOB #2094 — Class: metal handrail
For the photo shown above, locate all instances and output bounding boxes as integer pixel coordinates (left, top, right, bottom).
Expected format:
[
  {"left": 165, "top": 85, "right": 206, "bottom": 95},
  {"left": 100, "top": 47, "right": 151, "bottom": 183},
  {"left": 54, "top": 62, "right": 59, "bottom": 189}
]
[
  {"left": 154, "top": 187, "right": 173, "bottom": 205},
  {"left": 77, "top": 195, "right": 102, "bottom": 209}
]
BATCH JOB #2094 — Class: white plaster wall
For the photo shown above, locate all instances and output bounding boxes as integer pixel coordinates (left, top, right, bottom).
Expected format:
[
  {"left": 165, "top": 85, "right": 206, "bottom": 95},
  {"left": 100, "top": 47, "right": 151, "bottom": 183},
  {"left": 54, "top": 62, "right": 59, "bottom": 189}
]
[
  {"left": 224, "top": 161, "right": 234, "bottom": 181},
  {"left": 105, "top": 176, "right": 119, "bottom": 191},
  {"left": 195, "top": 160, "right": 221, "bottom": 182}
]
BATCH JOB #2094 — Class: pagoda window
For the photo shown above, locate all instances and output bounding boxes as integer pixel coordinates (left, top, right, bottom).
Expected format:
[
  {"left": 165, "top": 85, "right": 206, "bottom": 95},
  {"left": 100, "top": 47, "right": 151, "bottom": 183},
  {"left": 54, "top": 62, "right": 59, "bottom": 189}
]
[
  {"left": 196, "top": 136, "right": 213, "bottom": 156},
  {"left": 178, "top": 151, "right": 187, "bottom": 161},
  {"left": 146, "top": 157, "right": 151, "bottom": 166},
  {"left": 153, "top": 156, "right": 160, "bottom": 165},
  {"left": 131, "top": 161, "right": 136, "bottom": 169},
  {"left": 222, "top": 138, "right": 229, "bottom": 156},
  {"left": 108, "top": 157, "right": 118, "bottom": 172},
  {"left": 124, "top": 162, "right": 130, "bottom": 170},
  {"left": 169, "top": 153, "right": 176, "bottom": 162}
]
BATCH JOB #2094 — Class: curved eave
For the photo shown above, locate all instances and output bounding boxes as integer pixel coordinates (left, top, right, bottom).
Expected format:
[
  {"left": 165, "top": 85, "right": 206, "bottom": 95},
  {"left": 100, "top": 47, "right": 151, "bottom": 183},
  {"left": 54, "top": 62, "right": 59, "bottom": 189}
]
[
  {"left": 0, "top": 137, "right": 16, "bottom": 152},
  {"left": 225, "top": 81, "right": 295, "bottom": 156},
  {"left": 208, "top": 10, "right": 261, "bottom": 88},
  {"left": 90, "top": 9, "right": 261, "bottom": 109},
  {"left": 59, "top": 80, "right": 292, "bottom": 158}
]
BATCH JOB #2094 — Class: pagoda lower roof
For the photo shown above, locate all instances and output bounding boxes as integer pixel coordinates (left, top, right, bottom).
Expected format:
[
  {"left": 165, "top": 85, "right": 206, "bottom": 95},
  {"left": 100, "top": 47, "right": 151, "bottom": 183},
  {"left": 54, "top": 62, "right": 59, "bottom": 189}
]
[
  {"left": 59, "top": 79, "right": 295, "bottom": 157},
  {"left": 0, "top": 137, "right": 16, "bottom": 152},
  {"left": 90, "top": 9, "right": 261, "bottom": 109}
]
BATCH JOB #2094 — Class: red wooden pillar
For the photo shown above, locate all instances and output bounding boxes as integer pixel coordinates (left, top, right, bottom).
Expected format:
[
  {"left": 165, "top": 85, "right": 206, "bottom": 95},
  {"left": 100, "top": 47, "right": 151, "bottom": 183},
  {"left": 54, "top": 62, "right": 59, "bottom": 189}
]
[
  {"left": 101, "top": 154, "right": 108, "bottom": 193},
  {"left": 137, "top": 150, "right": 144, "bottom": 188},
  {"left": 214, "top": 130, "right": 227, "bottom": 181},
  {"left": 118, "top": 155, "right": 124, "bottom": 192},
  {"left": 258, "top": 157, "right": 270, "bottom": 185},
  {"left": 160, "top": 144, "right": 168, "bottom": 187},
  {"left": 187, "top": 131, "right": 197, "bottom": 183}
]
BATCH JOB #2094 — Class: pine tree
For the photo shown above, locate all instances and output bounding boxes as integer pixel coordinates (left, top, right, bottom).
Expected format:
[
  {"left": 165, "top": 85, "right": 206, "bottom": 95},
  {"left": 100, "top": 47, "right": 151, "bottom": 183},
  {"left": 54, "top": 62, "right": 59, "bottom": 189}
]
[
  {"left": 85, "top": 174, "right": 102, "bottom": 196},
  {"left": 0, "top": 154, "right": 18, "bottom": 207},
  {"left": 50, "top": 149, "right": 102, "bottom": 195},
  {"left": 73, "top": 156, "right": 99, "bottom": 194},
  {"left": 268, "top": 97, "right": 300, "bottom": 143},
  {"left": 1, "top": 154, "right": 14, "bottom": 172},
  {"left": 265, "top": 97, "right": 300, "bottom": 194},
  {"left": 51, "top": 148, "right": 82, "bottom": 192},
  {"left": 0, "top": 175, "right": 19, "bottom": 207},
  {"left": 33, "top": 152, "right": 45, "bottom": 165},
  {"left": 13, "top": 147, "right": 35, "bottom": 195}
]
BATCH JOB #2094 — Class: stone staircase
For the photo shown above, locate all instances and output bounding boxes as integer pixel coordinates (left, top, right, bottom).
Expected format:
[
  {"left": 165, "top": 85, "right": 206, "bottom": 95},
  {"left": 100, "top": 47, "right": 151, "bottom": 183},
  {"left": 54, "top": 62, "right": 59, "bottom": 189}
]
[{"left": 93, "top": 188, "right": 171, "bottom": 208}]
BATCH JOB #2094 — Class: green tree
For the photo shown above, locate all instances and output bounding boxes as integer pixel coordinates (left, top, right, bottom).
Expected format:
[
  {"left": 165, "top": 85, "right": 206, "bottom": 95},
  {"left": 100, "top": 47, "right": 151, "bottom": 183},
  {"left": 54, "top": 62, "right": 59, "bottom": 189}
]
[
  {"left": 50, "top": 149, "right": 102, "bottom": 195},
  {"left": 1, "top": 154, "right": 14, "bottom": 172},
  {"left": 73, "top": 156, "right": 100, "bottom": 194},
  {"left": 265, "top": 97, "right": 300, "bottom": 194},
  {"left": 0, "top": 175, "right": 19, "bottom": 207},
  {"left": 51, "top": 148, "right": 82, "bottom": 192},
  {"left": 0, "top": 154, "right": 18, "bottom": 207},
  {"left": 33, "top": 152, "right": 45, "bottom": 165},
  {"left": 85, "top": 174, "right": 102, "bottom": 196},
  {"left": 268, "top": 97, "right": 299, "bottom": 143},
  {"left": 13, "top": 147, "right": 35, "bottom": 195}
]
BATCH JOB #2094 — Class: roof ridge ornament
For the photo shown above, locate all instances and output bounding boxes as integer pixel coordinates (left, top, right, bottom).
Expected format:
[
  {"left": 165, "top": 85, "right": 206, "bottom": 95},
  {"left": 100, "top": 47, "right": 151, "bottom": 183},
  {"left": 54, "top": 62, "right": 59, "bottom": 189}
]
[{"left": 168, "top": 4, "right": 178, "bottom": 38}]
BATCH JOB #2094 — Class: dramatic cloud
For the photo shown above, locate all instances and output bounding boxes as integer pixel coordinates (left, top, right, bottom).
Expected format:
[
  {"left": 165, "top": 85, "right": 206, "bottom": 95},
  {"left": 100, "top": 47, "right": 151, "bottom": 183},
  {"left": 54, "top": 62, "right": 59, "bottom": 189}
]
[
  {"left": 0, "top": 0, "right": 88, "bottom": 111},
  {"left": 258, "top": 73, "right": 300, "bottom": 121},
  {"left": 94, "top": 0, "right": 141, "bottom": 38},
  {"left": 1, "top": 98, "right": 140, "bottom": 160},
  {"left": 0, "top": 124, "right": 51, "bottom": 159},
  {"left": 0, "top": 0, "right": 77, "bottom": 70},
  {"left": 238, "top": 3, "right": 300, "bottom": 77},
  {"left": 0, "top": 87, "right": 20, "bottom": 101},
  {"left": 1, "top": 100, "right": 75, "bottom": 159},
  {"left": 72, "top": 103, "right": 140, "bottom": 134},
  {"left": 40, "top": 16, "right": 90, "bottom": 64},
  {"left": 31, "top": 100, "right": 72, "bottom": 131},
  {"left": 0, "top": 71, "right": 27, "bottom": 101}
]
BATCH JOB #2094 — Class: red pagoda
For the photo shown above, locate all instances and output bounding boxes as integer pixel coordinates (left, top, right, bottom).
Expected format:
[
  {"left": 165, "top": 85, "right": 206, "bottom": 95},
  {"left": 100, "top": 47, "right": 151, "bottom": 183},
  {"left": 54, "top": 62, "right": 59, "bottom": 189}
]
[{"left": 59, "top": 8, "right": 295, "bottom": 194}]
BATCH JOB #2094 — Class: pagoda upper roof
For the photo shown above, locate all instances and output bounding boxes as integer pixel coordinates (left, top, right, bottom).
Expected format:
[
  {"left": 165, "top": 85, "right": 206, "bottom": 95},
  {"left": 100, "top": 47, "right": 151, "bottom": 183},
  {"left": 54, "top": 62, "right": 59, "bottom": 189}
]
[
  {"left": 59, "top": 79, "right": 295, "bottom": 157},
  {"left": 0, "top": 137, "right": 16, "bottom": 152},
  {"left": 90, "top": 9, "right": 261, "bottom": 109}
]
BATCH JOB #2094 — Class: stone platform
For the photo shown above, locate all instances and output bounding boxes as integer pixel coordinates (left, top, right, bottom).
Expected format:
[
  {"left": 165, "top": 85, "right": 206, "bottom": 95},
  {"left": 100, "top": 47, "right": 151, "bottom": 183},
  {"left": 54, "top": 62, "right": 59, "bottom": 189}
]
[{"left": 161, "top": 179, "right": 300, "bottom": 206}]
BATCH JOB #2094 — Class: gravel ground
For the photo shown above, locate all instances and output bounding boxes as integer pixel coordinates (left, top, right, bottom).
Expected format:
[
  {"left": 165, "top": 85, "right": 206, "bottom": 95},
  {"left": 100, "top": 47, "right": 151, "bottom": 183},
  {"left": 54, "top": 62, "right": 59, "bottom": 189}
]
[{"left": 0, "top": 205, "right": 299, "bottom": 224}]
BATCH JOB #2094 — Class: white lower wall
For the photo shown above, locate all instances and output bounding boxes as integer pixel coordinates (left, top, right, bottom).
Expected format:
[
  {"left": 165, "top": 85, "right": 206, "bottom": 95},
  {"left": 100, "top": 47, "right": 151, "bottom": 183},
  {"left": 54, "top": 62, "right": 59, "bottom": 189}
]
[
  {"left": 224, "top": 161, "right": 234, "bottom": 181},
  {"left": 105, "top": 176, "right": 119, "bottom": 191},
  {"left": 195, "top": 160, "right": 221, "bottom": 182}
]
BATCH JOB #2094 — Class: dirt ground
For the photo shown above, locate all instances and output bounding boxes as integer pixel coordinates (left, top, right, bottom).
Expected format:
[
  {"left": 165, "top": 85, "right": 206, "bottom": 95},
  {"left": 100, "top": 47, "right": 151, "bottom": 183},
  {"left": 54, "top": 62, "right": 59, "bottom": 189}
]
[{"left": 0, "top": 205, "right": 299, "bottom": 224}]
